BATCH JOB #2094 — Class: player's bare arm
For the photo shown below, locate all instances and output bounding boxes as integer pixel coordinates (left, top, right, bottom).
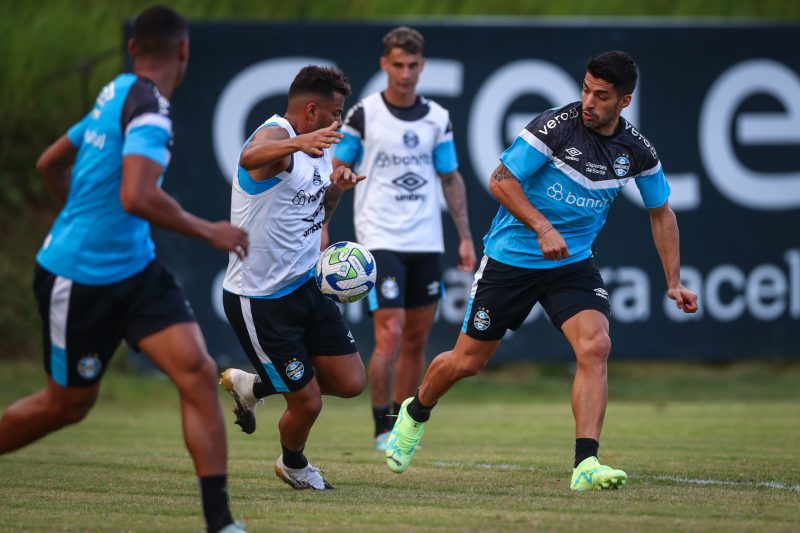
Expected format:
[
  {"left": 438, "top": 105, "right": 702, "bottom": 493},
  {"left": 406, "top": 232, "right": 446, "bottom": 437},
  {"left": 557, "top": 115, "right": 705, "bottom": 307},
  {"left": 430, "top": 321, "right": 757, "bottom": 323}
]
[
  {"left": 36, "top": 134, "right": 78, "bottom": 203},
  {"left": 241, "top": 122, "right": 343, "bottom": 180},
  {"left": 120, "top": 155, "right": 249, "bottom": 258},
  {"left": 648, "top": 201, "right": 698, "bottom": 313},
  {"left": 323, "top": 166, "right": 365, "bottom": 224},
  {"left": 439, "top": 169, "right": 476, "bottom": 271},
  {"left": 489, "top": 163, "right": 569, "bottom": 261}
]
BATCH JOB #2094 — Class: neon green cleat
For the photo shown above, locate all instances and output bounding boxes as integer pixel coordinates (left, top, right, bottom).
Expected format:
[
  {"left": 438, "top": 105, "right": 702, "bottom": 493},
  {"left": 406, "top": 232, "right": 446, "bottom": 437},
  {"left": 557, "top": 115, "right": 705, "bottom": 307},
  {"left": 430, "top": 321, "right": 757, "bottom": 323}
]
[
  {"left": 571, "top": 456, "right": 628, "bottom": 491},
  {"left": 385, "top": 397, "right": 425, "bottom": 473}
]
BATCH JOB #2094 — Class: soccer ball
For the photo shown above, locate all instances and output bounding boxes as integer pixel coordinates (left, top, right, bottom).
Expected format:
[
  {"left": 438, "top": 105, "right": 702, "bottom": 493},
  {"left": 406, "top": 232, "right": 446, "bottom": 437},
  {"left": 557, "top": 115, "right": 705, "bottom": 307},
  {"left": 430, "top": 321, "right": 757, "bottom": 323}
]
[{"left": 315, "top": 241, "right": 376, "bottom": 304}]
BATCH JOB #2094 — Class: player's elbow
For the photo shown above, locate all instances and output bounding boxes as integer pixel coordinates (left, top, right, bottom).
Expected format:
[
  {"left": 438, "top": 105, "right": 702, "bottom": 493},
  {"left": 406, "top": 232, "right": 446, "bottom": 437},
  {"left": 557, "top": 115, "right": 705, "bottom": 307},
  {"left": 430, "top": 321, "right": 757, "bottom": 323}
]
[
  {"left": 488, "top": 176, "right": 503, "bottom": 201},
  {"left": 239, "top": 148, "right": 259, "bottom": 171},
  {"left": 119, "top": 187, "right": 147, "bottom": 216}
]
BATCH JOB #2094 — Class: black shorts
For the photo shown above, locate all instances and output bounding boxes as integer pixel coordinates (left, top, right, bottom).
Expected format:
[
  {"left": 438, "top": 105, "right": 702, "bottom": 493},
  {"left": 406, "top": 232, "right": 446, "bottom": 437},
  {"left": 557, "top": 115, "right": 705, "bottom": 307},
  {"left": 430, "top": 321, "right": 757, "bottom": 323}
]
[
  {"left": 223, "top": 279, "right": 358, "bottom": 393},
  {"left": 367, "top": 250, "right": 443, "bottom": 311},
  {"left": 461, "top": 256, "right": 611, "bottom": 341},
  {"left": 33, "top": 260, "right": 195, "bottom": 387}
]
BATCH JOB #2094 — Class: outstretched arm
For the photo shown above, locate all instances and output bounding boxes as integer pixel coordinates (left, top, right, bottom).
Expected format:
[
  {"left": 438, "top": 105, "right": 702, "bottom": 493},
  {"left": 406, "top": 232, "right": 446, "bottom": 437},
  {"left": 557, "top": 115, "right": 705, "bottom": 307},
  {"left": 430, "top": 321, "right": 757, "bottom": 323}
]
[
  {"left": 36, "top": 135, "right": 78, "bottom": 203},
  {"left": 488, "top": 163, "right": 569, "bottom": 261},
  {"left": 439, "top": 170, "right": 476, "bottom": 272},
  {"left": 648, "top": 201, "right": 698, "bottom": 313},
  {"left": 120, "top": 155, "right": 249, "bottom": 259},
  {"left": 240, "top": 122, "right": 343, "bottom": 180}
]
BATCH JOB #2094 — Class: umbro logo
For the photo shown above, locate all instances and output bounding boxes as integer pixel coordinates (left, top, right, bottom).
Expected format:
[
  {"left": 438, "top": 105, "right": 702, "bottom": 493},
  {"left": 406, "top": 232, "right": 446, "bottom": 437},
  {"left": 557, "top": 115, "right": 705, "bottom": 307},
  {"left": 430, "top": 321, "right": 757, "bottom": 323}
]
[{"left": 564, "top": 147, "right": 582, "bottom": 162}]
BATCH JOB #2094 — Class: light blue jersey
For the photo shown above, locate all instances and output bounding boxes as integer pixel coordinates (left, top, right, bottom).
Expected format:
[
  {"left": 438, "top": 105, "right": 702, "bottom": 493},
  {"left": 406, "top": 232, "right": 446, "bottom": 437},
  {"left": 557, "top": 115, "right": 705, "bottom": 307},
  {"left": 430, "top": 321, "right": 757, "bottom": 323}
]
[
  {"left": 37, "top": 73, "right": 173, "bottom": 284},
  {"left": 485, "top": 102, "right": 670, "bottom": 269}
]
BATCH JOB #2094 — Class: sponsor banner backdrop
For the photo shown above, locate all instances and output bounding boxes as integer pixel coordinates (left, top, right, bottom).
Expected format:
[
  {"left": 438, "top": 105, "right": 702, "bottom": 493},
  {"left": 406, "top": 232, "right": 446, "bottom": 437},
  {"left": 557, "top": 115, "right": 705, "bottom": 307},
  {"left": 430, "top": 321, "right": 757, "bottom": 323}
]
[{"left": 153, "top": 22, "right": 800, "bottom": 364}]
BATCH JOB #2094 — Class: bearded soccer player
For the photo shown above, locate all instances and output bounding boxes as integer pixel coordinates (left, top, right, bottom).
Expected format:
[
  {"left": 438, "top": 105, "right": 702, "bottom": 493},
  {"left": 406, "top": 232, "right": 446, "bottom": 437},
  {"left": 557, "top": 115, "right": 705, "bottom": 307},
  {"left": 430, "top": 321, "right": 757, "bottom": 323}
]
[
  {"left": 332, "top": 26, "right": 476, "bottom": 450},
  {"left": 384, "top": 51, "right": 699, "bottom": 491}
]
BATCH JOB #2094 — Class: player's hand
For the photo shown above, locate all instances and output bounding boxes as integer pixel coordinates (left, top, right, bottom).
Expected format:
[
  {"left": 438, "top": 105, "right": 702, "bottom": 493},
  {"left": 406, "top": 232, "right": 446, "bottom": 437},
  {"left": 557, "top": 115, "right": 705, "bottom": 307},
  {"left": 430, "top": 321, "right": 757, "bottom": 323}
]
[
  {"left": 458, "top": 238, "right": 477, "bottom": 272},
  {"left": 296, "top": 122, "right": 344, "bottom": 157},
  {"left": 208, "top": 221, "right": 249, "bottom": 259},
  {"left": 537, "top": 227, "right": 569, "bottom": 260},
  {"left": 330, "top": 165, "right": 366, "bottom": 191},
  {"left": 667, "top": 285, "right": 698, "bottom": 314}
]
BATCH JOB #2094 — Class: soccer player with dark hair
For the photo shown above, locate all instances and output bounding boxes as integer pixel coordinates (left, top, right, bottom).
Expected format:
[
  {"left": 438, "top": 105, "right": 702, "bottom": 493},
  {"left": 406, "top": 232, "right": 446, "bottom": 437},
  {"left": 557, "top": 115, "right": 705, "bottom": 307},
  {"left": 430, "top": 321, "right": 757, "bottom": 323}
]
[
  {"left": 219, "top": 65, "right": 366, "bottom": 490},
  {"left": 0, "top": 5, "right": 248, "bottom": 532},
  {"left": 332, "top": 26, "right": 476, "bottom": 450},
  {"left": 384, "top": 50, "right": 699, "bottom": 490}
]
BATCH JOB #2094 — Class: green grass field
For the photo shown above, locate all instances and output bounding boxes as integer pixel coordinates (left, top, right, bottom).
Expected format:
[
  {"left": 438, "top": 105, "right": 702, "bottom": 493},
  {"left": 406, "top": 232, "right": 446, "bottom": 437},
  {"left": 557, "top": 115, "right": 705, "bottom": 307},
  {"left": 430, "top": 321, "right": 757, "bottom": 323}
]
[{"left": 1, "top": 361, "right": 798, "bottom": 532}]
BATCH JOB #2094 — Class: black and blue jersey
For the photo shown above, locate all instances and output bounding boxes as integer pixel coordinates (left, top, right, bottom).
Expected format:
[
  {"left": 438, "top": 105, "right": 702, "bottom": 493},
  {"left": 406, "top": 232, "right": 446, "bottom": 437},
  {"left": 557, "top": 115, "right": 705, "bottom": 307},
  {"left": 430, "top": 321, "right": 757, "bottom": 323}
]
[
  {"left": 485, "top": 101, "right": 670, "bottom": 269},
  {"left": 37, "top": 73, "right": 173, "bottom": 284}
]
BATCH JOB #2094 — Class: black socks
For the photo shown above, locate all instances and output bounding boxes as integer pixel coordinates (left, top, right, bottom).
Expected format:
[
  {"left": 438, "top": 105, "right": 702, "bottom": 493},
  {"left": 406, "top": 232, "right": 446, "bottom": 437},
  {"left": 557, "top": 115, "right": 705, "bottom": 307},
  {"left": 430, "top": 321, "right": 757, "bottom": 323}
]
[
  {"left": 574, "top": 438, "right": 599, "bottom": 467},
  {"left": 373, "top": 406, "right": 392, "bottom": 436},
  {"left": 199, "top": 475, "right": 234, "bottom": 533},
  {"left": 281, "top": 444, "right": 309, "bottom": 469},
  {"left": 406, "top": 393, "right": 435, "bottom": 423}
]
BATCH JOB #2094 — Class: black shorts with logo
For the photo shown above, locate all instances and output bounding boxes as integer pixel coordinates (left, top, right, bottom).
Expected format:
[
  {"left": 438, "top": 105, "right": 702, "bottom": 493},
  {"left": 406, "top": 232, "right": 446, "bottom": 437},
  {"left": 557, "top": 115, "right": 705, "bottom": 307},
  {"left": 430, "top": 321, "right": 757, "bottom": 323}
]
[
  {"left": 33, "top": 260, "right": 196, "bottom": 387},
  {"left": 367, "top": 249, "right": 443, "bottom": 311},
  {"left": 461, "top": 256, "right": 611, "bottom": 341},
  {"left": 223, "top": 279, "right": 358, "bottom": 393}
]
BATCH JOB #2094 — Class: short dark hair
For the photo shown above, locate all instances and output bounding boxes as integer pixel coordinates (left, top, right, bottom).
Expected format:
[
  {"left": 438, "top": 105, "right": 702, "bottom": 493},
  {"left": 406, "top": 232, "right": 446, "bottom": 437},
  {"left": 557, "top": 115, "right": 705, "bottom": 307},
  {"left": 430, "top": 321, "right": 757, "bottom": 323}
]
[
  {"left": 289, "top": 66, "right": 351, "bottom": 100},
  {"left": 132, "top": 5, "right": 188, "bottom": 57},
  {"left": 587, "top": 51, "right": 638, "bottom": 96},
  {"left": 382, "top": 26, "right": 424, "bottom": 56}
]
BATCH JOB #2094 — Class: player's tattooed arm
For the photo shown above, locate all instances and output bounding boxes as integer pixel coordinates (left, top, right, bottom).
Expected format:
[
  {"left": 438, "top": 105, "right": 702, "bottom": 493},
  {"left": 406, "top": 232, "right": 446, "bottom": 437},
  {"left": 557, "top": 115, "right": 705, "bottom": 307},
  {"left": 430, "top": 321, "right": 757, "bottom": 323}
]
[
  {"left": 440, "top": 170, "right": 476, "bottom": 271},
  {"left": 490, "top": 163, "right": 515, "bottom": 183},
  {"left": 488, "top": 163, "right": 570, "bottom": 260}
]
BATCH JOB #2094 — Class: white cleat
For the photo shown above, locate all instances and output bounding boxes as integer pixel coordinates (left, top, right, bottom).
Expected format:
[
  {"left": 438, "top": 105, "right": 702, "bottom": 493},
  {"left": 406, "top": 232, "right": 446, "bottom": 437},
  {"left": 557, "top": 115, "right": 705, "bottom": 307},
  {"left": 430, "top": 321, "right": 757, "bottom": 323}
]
[
  {"left": 374, "top": 431, "right": 390, "bottom": 451},
  {"left": 274, "top": 455, "right": 334, "bottom": 490},
  {"left": 219, "top": 368, "right": 262, "bottom": 434}
]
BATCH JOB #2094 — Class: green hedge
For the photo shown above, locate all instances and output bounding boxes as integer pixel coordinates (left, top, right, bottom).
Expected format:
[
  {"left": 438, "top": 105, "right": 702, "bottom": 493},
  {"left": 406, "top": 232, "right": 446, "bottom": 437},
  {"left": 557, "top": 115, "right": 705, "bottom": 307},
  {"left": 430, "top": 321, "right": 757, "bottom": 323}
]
[{"left": 0, "top": 0, "right": 797, "bottom": 358}]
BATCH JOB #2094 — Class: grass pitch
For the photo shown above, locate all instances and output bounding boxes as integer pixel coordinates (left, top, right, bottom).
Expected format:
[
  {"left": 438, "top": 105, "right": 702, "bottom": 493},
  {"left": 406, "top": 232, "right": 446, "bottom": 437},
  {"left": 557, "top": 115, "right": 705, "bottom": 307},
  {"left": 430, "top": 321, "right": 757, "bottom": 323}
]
[{"left": 0, "top": 360, "right": 798, "bottom": 532}]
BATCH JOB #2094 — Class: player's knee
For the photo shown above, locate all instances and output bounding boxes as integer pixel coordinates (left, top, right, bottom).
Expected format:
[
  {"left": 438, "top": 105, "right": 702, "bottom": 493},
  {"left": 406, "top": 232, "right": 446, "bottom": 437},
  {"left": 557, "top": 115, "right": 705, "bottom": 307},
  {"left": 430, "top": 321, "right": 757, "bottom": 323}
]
[
  {"left": 48, "top": 391, "right": 97, "bottom": 425},
  {"left": 297, "top": 395, "right": 323, "bottom": 419},
  {"left": 375, "top": 319, "right": 404, "bottom": 348},
  {"left": 401, "top": 334, "right": 426, "bottom": 356},
  {"left": 577, "top": 331, "right": 611, "bottom": 364},
  {"left": 338, "top": 373, "right": 366, "bottom": 398}
]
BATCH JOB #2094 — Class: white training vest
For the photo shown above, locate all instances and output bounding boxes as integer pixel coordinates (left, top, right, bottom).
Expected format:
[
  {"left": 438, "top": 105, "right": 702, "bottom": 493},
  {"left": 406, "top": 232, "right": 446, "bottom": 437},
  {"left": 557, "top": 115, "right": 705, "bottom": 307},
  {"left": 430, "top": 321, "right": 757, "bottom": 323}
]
[
  {"left": 346, "top": 93, "right": 454, "bottom": 253},
  {"left": 223, "top": 115, "right": 332, "bottom": 297}
]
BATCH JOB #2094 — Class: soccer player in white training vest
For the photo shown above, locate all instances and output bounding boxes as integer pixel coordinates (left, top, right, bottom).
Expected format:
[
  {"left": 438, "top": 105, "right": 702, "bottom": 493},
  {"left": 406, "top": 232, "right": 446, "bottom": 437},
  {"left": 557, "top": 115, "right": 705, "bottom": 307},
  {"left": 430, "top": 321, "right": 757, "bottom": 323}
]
[
  {"left": 384, "top": 51, "right": 699, "bottom": 491},
  {"left": 220, "top": 66, "right": 366, "bottom": 490},
  {"left": 332, "top": 27, "right": 477, "bottom": 450}
]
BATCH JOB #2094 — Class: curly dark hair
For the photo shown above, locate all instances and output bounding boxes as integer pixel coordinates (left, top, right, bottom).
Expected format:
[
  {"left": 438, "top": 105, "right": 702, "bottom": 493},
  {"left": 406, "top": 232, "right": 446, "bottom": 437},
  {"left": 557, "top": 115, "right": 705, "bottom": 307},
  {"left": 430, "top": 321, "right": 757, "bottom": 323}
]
[{"left": 288, "top": 65, "right": 351, "bottom": 100}]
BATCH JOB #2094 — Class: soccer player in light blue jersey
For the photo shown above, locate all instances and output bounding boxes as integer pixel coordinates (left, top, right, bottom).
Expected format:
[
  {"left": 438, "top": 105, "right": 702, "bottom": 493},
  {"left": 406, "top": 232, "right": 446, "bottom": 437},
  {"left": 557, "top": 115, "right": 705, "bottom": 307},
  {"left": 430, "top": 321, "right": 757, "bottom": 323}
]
[
  {"left": 385, "top": 51, "right": 699, "bottom": 491},
  {"left": 0, "top": 6, "right": 247, "bottom": 532}
]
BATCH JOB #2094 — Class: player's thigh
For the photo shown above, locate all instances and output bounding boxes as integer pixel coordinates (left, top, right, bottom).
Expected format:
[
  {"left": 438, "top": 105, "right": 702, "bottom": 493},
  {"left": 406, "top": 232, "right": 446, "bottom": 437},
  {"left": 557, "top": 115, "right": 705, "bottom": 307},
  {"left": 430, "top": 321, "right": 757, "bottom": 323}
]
[
  {"left": 461, "top": 256, "right": 541, "bottom": 342},
  {"left": 405, "top": 252, "right": 443, "bottom": 309},
  {"left": 33, "top": 265, "right": 126, "bottom": 388},
  {"left": 402, "top": 304, "right": 437, "bottom": 349},
  {"left": 538, "top": 258, "right": 611, "bottom": 332},
  {"left": 367, "top": 249, "right": 407, "bottom": 311},
  {"left": 225, "top": 285, "right": 317, "bottom": 394},
  {"left": 136, "top": 322, "right": 215, "bottom": 383}
]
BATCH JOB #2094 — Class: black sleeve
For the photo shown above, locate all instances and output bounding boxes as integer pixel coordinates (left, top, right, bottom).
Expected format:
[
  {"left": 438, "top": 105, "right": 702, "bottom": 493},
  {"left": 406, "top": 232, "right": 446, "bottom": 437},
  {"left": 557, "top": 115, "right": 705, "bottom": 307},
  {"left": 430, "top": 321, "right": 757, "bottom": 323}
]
[
  {"left": 342, "top": 101, "right": 365, "bottom": 139},
  {"left": 120, "top": 78, "right": 171, "bottom": 133}
]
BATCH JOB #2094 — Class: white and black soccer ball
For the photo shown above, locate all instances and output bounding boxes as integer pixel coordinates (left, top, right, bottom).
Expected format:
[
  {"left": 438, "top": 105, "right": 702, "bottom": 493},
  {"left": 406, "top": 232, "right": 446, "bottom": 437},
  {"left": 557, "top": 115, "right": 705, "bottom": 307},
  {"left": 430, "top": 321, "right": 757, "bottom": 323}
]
[{"left": 315, "top": 241, "right": 377, "bottom": 304}]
